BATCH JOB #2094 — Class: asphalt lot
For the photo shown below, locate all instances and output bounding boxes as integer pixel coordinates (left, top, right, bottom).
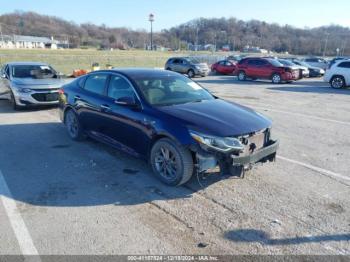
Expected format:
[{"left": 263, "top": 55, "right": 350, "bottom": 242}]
[{"left": 0, "top": 75, "right": 349, "bottom": 255}]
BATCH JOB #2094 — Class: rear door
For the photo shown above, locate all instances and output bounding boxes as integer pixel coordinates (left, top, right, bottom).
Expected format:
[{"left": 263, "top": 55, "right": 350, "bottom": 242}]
[
  {"left": 178, "top": 59, "right": 189, "bottom": 73},
  {"left": 246, "top": 59, "right": 260, "bottom": 77},
  {"left": 75, "top": 72, "right": 110, "bottom": 134},
  {"left": 337, "top": 61, "right": 350, "bottom": 85}
]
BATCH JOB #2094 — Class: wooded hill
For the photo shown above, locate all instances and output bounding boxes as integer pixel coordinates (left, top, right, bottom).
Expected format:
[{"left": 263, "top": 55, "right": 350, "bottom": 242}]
[{"left": 0, "top": 11, "right": 349, "bottom": 55}]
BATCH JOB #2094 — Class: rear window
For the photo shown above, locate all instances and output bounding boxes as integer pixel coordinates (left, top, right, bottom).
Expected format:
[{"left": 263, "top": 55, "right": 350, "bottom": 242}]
[
  {"left": 266, "top": 59, "right": 283, "bottom": 67},
  {"left": 338, "top": 62, "right": 350, "bottom": 68},
  {"left": 83, "top": 74, "right": 108, "bottom": 95}
]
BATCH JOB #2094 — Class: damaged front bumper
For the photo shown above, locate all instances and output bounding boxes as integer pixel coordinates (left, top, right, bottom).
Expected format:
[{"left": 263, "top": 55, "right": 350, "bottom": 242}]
[{"left": 194, "top": 139, "right": 279, "bottom": 174}]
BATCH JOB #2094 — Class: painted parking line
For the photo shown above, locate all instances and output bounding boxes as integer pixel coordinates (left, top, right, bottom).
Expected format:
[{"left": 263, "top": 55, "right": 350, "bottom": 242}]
[
  {"left": 278, "top": 155, "right": 350, "bottom": 185},
  {"left": 0, "top": 170, "right": 40, "bottom": 257},
  {"left": 251, "top": 106, "right": 350, "bottom": 126}
]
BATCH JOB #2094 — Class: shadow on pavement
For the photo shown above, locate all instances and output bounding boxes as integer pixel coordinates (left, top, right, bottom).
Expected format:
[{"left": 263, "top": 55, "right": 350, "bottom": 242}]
[
  {"left": 0, "top": 122, "right": 233, "bottom": 208},
  {"left": 224, "top": 229, "right": 350, "bottom": 245},
  {"left": 0, "top": 99, "right": 58, "bottom": 113},
  {"left": 268, "top": 85, "right": 350, "bottom": 95}
]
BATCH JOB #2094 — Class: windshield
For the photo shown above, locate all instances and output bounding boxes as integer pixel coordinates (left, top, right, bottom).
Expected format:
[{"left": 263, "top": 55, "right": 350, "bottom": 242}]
[
  {"left": 294, "top": 60, "right": 309, "bottom": 67},
  {"left": 134, "top": 74, "right": 214, "bottom": 106},
  {"left": 185, "top": 58, "right": 201, "bottom": 64},
  {"left": 279, "top": 59, "right": 295, "bottom": 66},
  {"left": 11, "top": 65, "right": 57, "bottom": 79},
  {"left": 266, "top": 58, "right": 284, "bottom": 67}
]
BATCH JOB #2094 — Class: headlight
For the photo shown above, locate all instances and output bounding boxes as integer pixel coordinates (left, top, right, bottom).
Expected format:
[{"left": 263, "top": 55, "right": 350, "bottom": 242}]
[
  {"left": 195, "top": 66, "right": 201, "bottom": 70},
  {"left": 16, "top": 87, "right": 32, "bottom": 93},
  {"left": 190, "top": 131, "right": 243, "bottom": 152}
]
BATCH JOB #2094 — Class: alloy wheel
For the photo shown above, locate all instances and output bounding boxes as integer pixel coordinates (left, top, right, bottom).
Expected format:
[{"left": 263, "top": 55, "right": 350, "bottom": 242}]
[
  {"left": 154, "top": 146, "right": 178, "bottom": 181},
  {"left": 66, "top": 111, "right": 79, "bottom": 138},
  {"left": 331, "top": 77, "right": 344, "bottom": 89}
]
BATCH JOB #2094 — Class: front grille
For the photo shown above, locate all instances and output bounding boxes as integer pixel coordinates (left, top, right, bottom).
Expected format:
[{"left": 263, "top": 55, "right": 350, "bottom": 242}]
[{"left": 31, "top": 92, "right": 59, "bottom": 102}]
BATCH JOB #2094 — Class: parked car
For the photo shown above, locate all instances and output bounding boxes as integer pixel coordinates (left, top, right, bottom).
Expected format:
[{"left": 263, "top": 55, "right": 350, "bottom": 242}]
[
  {"left": 328, "top": 57, "right": 350, "bottom": 69},
  {"left": 59, "top": 69, "right": 279, "bottom": 186},
  {"left": 324, "top": 60, "right": 350, "bottom": 88},
  {"left": 226, "top": 55, "right": 243, "bottom": 62},
  {"left": 165, "top": 57, "right": 210, "bottom": 78},
  {"left": 288, "top": 59, "right": 325, "bottom": 77},
  {"left": 278, "top": 59, "right": 309, "bottom": 78},
  {"left": 236, "top": 57, "right": 301, "bottom": 84},
  {"left": 211, "top": 60, "right": 237, "bottom": 75},
  {"left": 0, "top": 62, "right": 65, "bottom": 110},
  {"left": 302, "top": 57, "right": 328, "bottom": 70}
]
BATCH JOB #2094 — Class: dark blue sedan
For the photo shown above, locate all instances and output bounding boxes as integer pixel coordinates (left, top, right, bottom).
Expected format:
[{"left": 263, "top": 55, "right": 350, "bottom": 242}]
[{"left": 58, "top": 69, "right": 278, "bottom": 186}]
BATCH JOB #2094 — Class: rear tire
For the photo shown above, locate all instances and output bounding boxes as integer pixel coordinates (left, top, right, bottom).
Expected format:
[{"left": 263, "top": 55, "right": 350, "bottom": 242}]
[
  {"left": 238, "top": 71, "right": 246, "bottom": 81},
  {"left": 330, "top": 76, "right": 345, "bottom": 89},
  {"left": 150, "top": 138, "right": 193, "bottom": 186},
  {"left": 65, "top": 109, "right": 85, "bottom": 141}
]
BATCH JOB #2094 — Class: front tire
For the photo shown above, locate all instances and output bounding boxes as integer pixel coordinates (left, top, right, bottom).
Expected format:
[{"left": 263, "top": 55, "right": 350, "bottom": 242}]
[
  {"left": 271, "top": 73, "right": 282, "bottom": 84},
  {"left": 238, "top": 71, "right": 246, "bottom": 81},
  {"left": 330, "top": 76, "right": 345, "bottom": 89},
  {"left": 10, "top": 91, "right": 23, "bottom": 110},
  {"left": 150, "top": 138, "right": 193, "bottom": 186},
  {"left": 187, "top": 69, "right": 195, "bottom": 78},
  {"left": 65, "top": 109, "right": 85, "bottom": 141}
]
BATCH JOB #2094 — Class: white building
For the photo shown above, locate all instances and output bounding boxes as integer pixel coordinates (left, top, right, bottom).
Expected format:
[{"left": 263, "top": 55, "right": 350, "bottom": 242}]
[{"left": 0, "top": 35, "right": 60, "bottom": 49}]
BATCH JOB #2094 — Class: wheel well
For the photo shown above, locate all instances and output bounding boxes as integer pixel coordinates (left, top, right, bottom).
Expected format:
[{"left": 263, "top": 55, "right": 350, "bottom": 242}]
[
  {"left": 271, "top": 72, "right": 281, "bottom": 79},
  {"left": 330, "top": 75, "right": 345, "bottom": 81},
  {"left": 148, "top": 134, "right": 196, "bottom": 161},
  {"left": 63, "top": 106, "right": 74, "bottom": 124}
]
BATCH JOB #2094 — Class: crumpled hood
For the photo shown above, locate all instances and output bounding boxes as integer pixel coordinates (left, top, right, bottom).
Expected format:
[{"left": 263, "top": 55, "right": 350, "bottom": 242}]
[
  {"left": 12, "top": 77, "right": 66, "bottom": 89},
  {"left": 158, "top": 99, "right": 272, "bottom": 137}
]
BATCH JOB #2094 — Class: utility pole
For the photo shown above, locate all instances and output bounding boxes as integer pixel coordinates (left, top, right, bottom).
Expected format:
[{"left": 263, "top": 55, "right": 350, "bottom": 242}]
[{"left": 323, "top": 33, "right": 330, "bottom": 57}]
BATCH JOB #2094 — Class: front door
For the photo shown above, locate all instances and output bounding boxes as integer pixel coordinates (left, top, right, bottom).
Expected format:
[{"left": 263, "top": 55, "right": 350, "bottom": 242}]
[{"left": 101, "top": 73, "right": 151, "bottom": 157}]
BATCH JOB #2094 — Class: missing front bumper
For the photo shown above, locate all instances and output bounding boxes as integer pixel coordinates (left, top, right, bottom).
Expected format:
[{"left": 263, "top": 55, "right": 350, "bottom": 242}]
[{"left": 231, "top": 140, "right": 279, "bottom": 166}]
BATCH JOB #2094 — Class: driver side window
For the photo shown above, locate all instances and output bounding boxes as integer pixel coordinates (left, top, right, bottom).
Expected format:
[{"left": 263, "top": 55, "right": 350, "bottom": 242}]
[{"left": 107, "top": 75, "right": 135, "bottom": 100}]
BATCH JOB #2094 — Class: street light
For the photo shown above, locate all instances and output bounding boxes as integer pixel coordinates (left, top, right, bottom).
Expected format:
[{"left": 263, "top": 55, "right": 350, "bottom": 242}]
[{"left": 149, "top": 13, "right": 155, "bottom": 51}]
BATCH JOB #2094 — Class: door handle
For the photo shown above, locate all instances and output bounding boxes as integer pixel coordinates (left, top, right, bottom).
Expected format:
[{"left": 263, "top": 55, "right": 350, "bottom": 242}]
[
  {"left": 74, "top": 95, "right": 81, "bottom": 100},
  {"left": 100, "top": 104, "right": 111, "bottom": 112}
]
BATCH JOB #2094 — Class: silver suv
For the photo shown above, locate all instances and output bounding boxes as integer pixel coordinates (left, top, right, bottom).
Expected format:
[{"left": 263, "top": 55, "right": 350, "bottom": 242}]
[
  {"left": 0, "top": 62, "right": 66, "bottom": 110},
  {"left": 165, "top": 57, "right": 209, "bottom": 78}
]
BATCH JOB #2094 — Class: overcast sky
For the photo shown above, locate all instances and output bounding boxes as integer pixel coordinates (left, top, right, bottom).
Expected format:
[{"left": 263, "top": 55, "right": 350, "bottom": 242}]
[{"left": 1, "top": 0, "right": 349, "bottom": 30}]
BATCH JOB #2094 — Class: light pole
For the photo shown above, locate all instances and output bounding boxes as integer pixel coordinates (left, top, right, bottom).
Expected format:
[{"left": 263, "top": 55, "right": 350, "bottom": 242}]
[{"left": 149, "top": 13, "right": 154, "bottom": 51}]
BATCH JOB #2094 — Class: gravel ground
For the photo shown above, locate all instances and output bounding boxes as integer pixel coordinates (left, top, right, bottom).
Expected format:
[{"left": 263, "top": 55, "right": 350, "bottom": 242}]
[{"left": 0, "top": 75, "right": 349, "bottom": 256}]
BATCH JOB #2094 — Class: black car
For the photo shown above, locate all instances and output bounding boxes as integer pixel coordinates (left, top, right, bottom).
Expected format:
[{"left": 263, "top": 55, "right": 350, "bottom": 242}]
[
  {"left": 59, "top": 69, "right": 278, "bottom": 186},
  {"left": 287, "top": 59, "right": 325, "bottom": 77}
]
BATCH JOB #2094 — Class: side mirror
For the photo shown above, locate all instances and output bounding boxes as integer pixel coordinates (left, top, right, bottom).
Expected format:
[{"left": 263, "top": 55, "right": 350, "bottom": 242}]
[{"left": 115, "top": 96, "right": 138, "bottom": 108}]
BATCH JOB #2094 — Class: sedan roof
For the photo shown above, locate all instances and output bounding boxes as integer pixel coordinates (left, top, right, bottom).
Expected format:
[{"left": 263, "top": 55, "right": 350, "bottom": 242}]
[{"left": 6, "top": 62, "right": 49, "bottom": 66}]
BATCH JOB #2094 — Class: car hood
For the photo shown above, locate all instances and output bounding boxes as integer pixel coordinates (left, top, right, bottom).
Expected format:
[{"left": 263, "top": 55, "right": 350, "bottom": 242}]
[
  {"left": 158, "top": 99, "right": 272, "bottom": 137},
  {"left": 194, "top": 63, "right": 209, "bottom": 68},
  {"left": 12, "top": 78, "right": 66, "bottom": 88}
]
